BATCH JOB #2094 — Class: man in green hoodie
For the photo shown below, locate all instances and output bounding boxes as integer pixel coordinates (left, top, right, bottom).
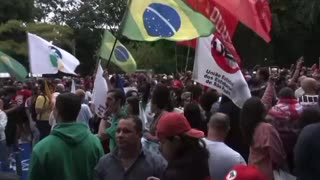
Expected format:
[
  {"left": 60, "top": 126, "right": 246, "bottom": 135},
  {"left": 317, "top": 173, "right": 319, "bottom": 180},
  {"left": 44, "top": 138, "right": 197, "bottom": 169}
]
[{"left": 29, "top": 93, "right": 104, "bottom": 180}]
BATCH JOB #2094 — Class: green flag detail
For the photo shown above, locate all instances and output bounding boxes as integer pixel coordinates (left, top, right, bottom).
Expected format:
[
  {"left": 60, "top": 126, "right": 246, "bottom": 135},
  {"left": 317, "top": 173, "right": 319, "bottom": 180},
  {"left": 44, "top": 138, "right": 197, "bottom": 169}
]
[
  {"left": 0, "top": 51, "right": 28, "bottom": 81},
  {"left": 100, "top": 30, "right": 137, "bottom": 73}
]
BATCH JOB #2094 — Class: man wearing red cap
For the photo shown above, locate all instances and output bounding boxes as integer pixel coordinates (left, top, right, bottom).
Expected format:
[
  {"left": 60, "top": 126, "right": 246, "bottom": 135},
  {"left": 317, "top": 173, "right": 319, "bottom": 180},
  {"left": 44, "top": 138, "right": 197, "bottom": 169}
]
[{"left": 156, "top": 112, "right": 210, "bottom": 180}]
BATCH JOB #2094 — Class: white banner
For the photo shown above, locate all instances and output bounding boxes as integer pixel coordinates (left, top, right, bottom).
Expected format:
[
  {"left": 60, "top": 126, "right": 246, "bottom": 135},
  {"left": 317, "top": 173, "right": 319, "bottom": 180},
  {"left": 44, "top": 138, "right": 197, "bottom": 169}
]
[
  {"left": 28, "top": 33, "right": 80, "bottom": 75},
  {"left": 92, "top": 64, "right": 109, "bottom": 118},
  {"left": 193, "top": 35, "right": 251, "bottom": 108}
]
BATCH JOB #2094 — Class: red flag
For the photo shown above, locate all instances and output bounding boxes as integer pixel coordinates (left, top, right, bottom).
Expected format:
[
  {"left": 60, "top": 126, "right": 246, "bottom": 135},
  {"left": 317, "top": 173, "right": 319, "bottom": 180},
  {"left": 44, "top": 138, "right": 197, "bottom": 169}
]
[
  {"left": 179, "top": 0, "right": 241, "bottom": 64},
  {"left": 213, "top": 0, "right": 272, "bottom": 42}
]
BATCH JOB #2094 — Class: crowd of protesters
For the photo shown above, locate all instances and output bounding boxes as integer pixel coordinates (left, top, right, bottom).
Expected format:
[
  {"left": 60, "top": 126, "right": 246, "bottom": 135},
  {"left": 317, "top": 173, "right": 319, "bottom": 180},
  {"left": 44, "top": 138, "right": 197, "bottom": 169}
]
[{"left": 1, "top": 57, "right": 320, "bottom": 179}]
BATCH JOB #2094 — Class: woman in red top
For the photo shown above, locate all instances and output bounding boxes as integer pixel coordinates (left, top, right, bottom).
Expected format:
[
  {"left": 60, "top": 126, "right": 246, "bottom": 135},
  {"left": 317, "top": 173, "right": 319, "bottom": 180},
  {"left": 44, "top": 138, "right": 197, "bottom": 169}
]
[{"left": 240, "top": 97, "right": 286, "bottom": 180}]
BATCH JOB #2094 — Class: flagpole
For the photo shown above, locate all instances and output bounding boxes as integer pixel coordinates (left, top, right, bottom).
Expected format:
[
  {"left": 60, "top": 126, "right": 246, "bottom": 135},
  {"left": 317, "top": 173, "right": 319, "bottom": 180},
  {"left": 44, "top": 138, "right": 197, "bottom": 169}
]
[
  {"left": 185, "top": 42, "right": 191, "bottom": 72},
  {"left": 27, "top": 32, "right": 34, "bottom": 80},
  {"left": 175, "top": 45, "right": 178, "bottom": 73},
  {"left": 106, "top": 38, "right": 118, "bottom": 68},
  {"left": 105, "top": 0, "right": 131, "bottom": 69}
]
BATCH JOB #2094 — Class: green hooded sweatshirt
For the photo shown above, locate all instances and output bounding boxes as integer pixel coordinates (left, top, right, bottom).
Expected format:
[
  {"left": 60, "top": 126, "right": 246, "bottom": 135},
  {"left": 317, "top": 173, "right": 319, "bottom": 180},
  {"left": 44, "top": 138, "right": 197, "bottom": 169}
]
[{"left": 29, "top": 123, "right": 104, "bottom": 180}]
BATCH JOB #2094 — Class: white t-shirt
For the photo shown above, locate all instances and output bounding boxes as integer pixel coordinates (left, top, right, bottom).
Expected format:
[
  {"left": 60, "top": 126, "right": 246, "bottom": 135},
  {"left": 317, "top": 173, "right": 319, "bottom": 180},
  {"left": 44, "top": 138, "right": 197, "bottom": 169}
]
[
  {"left": 204, "top": 138, "right": 246, "bottom": 180},
  {"left": 76, "top": 104, "right": 93, "bottom": 127},
  {"left": 0, "top": 110, "right": 8, "bottom": 141}
]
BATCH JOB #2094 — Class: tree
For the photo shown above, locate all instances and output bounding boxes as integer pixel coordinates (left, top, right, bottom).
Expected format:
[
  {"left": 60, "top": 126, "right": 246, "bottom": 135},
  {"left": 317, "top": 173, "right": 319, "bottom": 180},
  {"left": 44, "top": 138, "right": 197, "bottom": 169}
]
[
  {"left": 0, "top": 0, "right": 35, "bottom": 23},
  {"left": 0, "top": 20, "right": 74, "bottom": 70},
  {"left": 125, "top": 40, "right": 177, "bottom": 73}
]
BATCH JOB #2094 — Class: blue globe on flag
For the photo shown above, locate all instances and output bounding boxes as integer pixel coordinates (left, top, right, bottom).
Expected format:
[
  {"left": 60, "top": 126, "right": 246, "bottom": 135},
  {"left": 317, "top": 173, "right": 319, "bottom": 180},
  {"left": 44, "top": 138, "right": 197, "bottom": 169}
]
[
  {"left": 49, "top": 46, "right": 64, "bottom": 70},
  {"left": 143, "top": 3, "right": 181, "bottom": 38},
  {"left": 114, "top": 46, "right": 130, "bottom": 62}
]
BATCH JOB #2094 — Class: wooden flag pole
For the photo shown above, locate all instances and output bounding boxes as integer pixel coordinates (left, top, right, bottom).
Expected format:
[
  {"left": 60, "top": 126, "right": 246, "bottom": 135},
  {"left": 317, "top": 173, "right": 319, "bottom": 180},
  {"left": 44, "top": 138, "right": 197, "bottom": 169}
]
[
  {"left": 185, "top": 42, "right": 191, "bottom": 72},
  {"left": 106, "top": 38, "right": 118, "bottom": 68}
]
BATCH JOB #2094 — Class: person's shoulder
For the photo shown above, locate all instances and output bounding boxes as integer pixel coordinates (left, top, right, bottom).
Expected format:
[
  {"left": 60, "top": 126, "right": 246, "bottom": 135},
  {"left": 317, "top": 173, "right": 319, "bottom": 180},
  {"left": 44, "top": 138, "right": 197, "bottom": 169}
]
[
  {"left": 301, "top": 123, "right": 320, "bottom": 135},
  {"left": 143, "top": 147, "right": 167, "bottom": 166},
  {"left": 36, "top": 95, "right": 45, "bottom": 101},
  {"left": 32, "top": 135, "right": 58, "bottom": 153},
  {"left": 257, "top": 122, "right": 273, "bottom": 129},
  {"left": 87, "top": 133, "right": 102, "bottom": 144},
  {"left": 96, "top": 152, "right": 114, "bottom": 167}
]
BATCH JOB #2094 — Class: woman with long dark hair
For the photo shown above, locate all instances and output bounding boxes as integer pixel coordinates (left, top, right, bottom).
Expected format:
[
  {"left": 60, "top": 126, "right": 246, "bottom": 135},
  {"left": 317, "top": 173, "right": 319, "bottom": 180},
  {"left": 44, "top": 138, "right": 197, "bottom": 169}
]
[
  {"left": 154, "top": 112, "right": 210, "bottom": 180},
  {"left": 240, "top": 97, "right": 286, "bottom": 180}
]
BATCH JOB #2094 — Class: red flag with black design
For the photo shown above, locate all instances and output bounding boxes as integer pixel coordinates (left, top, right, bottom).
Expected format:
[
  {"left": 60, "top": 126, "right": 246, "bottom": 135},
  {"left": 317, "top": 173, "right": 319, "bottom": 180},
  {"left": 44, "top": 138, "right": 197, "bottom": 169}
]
[{"left": 213, "top": 0, "right": 272, "bottom": 42}]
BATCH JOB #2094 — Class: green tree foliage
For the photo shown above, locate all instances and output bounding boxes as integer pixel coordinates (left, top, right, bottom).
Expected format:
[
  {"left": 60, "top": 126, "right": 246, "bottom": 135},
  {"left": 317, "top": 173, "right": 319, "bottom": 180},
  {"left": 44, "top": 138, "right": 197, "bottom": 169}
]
[
  {"left": 0, "top": 20, "right": 74, "bottom": 70},
  {"left": 0, "top": 0, "right": 35, "bottom": 23},
  {"left": 125, "top": 40, "right": 177, "bottom": 73},
  {"left": 2, "top": 0, "right": 320, "bottom": 75}
]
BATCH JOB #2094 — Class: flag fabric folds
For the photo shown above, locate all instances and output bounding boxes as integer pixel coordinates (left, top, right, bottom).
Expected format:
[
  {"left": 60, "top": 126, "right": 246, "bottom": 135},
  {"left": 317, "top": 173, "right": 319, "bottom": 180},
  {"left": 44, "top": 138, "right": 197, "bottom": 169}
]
[
  {"left": 213, "top": 0, "right": 272, "bottom": 42},
  {"left": 178, "top": 0, "right": 241, "bottom": 63},
  {"left": 121, "top": 0, "right": 215, "bottom": 41},
  {"left": 100, "top": 30, "right": 137, "bottom": 74},
  {"left": 0, "top": 51, "right": 28, "bottom": 81},
  {"left": 27, "top": 33, "right": 80, "bottom": 75},
  {"left": 192, "top": 35, "right": 251, "bottom": 108},
  {"left": 92, "top": 64, "right": 109, "bottom": 118}
]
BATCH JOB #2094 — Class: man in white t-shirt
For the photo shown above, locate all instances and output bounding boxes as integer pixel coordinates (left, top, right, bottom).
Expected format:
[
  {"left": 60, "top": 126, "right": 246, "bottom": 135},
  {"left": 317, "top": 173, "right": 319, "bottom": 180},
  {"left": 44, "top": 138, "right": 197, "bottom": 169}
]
[{"left": 204, "top": 113, "right": 246, "bottom": 180}]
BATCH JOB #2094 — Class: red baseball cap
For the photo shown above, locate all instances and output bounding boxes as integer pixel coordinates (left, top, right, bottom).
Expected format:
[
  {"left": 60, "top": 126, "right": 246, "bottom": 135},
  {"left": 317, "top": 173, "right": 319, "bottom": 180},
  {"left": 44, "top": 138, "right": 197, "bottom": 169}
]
[
  {"left": 156, "top": 112, "right": 204, "bottom": 139},
  {"left": 225, "top": 165, "right": 267, "bottom": 180}
]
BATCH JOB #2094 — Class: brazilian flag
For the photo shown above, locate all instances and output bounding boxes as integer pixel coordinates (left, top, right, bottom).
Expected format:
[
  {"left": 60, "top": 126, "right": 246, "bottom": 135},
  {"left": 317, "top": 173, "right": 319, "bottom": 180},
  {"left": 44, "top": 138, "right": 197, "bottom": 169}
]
[
  {"left": 0, "top": 51, "right": 28, "bottom": 81},
  {"left": 121, "top": 0, "right": 215, "bottom": 41},
  {"left": 100, "top": 30, "right": 137, "bottom": 74}
]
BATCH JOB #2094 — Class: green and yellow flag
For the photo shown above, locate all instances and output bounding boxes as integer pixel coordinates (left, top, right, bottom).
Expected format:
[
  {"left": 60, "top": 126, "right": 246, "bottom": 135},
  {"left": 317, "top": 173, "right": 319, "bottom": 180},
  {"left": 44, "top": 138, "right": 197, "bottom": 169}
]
[
  {"left": 100, "top": 30, "right": 137, "bottom": 73},
  {"left": 0, "top": 51, "right": 28, "bottom": 81},
  {"left": 121, "top": 0, "right": 215, "bottom": 41}
]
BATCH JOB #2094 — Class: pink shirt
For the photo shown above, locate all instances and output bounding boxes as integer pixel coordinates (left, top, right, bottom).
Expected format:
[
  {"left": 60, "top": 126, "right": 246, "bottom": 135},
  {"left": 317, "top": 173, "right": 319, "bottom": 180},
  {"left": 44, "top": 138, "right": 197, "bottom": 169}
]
[{"left": 248, "top": 122, "right": 286, "bottom": 180}]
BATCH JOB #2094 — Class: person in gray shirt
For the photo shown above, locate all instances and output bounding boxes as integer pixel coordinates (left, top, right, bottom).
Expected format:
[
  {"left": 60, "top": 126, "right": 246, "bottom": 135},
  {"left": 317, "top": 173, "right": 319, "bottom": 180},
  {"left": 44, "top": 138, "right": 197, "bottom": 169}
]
[
  {"left": 204, "top": 113, "right": 246, "bottom": 180},
  {"left": 94, "top": 116, "right": 166, "bottom": 180}
]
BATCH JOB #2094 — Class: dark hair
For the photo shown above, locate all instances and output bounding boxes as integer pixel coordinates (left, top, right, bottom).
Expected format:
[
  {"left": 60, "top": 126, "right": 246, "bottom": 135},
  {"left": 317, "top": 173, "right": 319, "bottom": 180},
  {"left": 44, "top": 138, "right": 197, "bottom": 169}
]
[
  {"left": 185, "top": 85, "right": 203, "bottom": 101},
  {"left": 5, "top": 86, "right": 17, "bottom": 95},
  {"left": 258, "top": 67, "right": 270, "bottom": 81},
  {"left": 162, "top": 135, "right": 209, "bottom": 180},
  {"left": 151, "top": 84, "right": 173, "bottom": 111},
  {"left": 125, "top": 90, "right": 138, "bottom": 98},
  {"left": 55, "top": 93, "right": 82, "bottom": 122},
  {"left": 121, "top": 116, "right": 143, "bottom": 133},
  {"left": 278, "top": 87, "right": 295, "bottom": 99},
  {"left": 240, "top": 97, "right": 266, "bottom": 145},
  {"left": 184, "top": 103, "right": 204, "bottom": 131},
  {"left": 200, "top": 90, "right": 219, "bottom": 112},
  {"left": 126, "top": 96, "right": 140, "bottom": 116},
  {"left": 299, "top": 107, "right": 320, "bottom": 128},
  {"left": 108, "top": 88, "right": 125, "bottom": 106}
]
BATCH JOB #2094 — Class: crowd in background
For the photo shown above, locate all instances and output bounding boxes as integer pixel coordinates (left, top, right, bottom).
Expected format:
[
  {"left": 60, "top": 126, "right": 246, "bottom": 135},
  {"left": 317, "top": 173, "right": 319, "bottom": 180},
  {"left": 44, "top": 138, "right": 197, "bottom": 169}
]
[{"left": 0, "top": 57, "right": 320, "bottom": 179}]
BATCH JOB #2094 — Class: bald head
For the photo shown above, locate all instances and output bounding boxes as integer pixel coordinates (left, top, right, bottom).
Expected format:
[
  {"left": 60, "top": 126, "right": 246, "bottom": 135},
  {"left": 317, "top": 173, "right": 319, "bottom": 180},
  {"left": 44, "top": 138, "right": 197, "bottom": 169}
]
[
  {"left": 298, "top": 76, "right": 307, "bottom": 85},
  {"left": 208, "top": 113, "right": 230, "bottom": 132},
  {"left": 301, "top": 78, "right": 317, "bottom": 94}
]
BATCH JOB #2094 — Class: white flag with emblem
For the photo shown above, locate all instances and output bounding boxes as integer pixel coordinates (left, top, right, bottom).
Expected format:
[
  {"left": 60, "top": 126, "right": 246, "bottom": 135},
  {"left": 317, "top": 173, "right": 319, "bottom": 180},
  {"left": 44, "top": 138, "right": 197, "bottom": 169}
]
[
  {"left": 92, "top": 64, "right": 109, "bottom": 118},
  {"left": 27, "top": 33, "right": 80, "bottom": 75},
  {"left": 193, "top": 34, "right": 251, "bottom": 108}
]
